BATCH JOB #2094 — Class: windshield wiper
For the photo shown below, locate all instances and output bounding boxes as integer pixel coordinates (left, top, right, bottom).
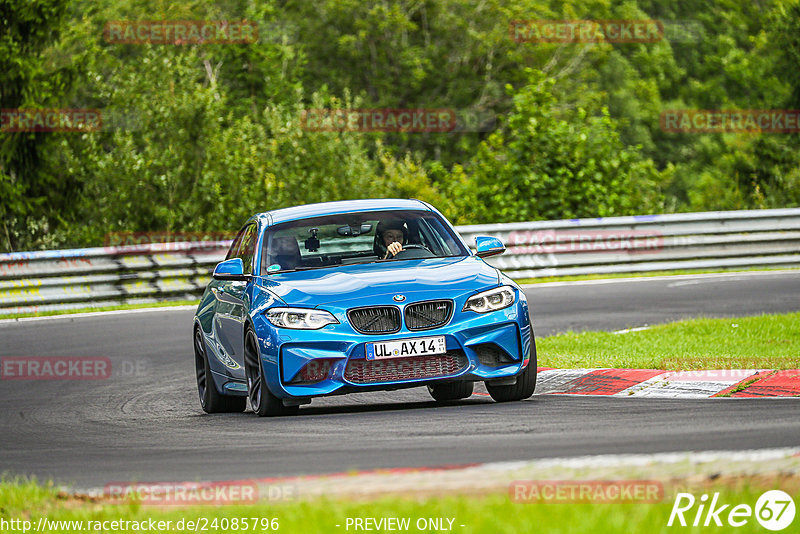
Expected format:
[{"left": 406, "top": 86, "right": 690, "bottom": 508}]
[
  {"left": 341, "top": 259, "right": 381, "bottom": 266},
  {"left": 270, "top": 265, "right": 330, "bottom": 274}
]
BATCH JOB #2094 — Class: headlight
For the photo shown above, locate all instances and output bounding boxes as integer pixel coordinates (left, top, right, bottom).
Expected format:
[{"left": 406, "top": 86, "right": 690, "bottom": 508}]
[
  {"left": 265, "top": 308, "right": 339, "bottom": 329},
  {"left": 462, "top": 285, "right": 516, "bottom": 313}
]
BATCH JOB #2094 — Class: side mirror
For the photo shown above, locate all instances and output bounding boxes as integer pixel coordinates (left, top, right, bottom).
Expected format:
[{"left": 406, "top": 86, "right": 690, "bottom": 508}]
[
  {"left": 474, "top": 235, "right": 506, "bottom": 258},
  {"left": 212, "top": 258, "right": 248, "bottom": 281}
]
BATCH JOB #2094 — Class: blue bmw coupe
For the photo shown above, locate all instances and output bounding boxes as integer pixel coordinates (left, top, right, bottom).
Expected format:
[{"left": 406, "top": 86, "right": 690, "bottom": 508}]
[{"left": 193, "top": 199, "right": 536, "bottom": 416}]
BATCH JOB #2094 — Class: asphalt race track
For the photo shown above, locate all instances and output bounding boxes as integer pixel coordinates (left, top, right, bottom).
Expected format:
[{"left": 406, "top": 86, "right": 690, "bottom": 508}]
[{"left": 1, "top": 270, "right": 798, "bottom": 487}]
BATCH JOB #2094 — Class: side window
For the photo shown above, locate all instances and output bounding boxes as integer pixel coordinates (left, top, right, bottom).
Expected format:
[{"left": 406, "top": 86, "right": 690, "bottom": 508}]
[
  {"left": 237, "top": 224, "right": 258, "bottom": 275},
  {"left": 225, "top": 226, "right": 247, "bottom": 260},
  {"left": 420, "top": 216, "right": 460, "bottom": 256}
]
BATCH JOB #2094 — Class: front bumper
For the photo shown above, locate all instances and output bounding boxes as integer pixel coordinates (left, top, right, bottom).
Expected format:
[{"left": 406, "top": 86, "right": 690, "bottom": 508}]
[{"left": 252, "top": 290, "right": 532, "bottom": 399}]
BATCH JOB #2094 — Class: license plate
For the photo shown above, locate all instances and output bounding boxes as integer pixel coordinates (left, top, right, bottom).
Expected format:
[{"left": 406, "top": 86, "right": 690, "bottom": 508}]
[{"left": 365, "top": 336, "right": 446, "bottom": 361}]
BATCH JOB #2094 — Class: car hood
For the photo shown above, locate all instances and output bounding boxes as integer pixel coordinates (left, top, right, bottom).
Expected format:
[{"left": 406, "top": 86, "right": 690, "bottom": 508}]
[{"left": 256, "top": 256, "right": 500, "bottom": 307}]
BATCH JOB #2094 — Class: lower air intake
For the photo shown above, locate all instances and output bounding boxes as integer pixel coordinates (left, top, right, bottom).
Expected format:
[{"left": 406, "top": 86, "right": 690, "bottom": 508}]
[
  {"left": 474, "top": 343, "right": 515, "bottom": 367},
  {"left": 344, "top": 352, "right": 468, "bottom": 384}
]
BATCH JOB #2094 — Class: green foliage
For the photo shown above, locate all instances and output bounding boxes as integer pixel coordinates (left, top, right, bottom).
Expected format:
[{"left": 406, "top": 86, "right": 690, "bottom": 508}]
[
  {"left": 0, "top": 0, "right": 74, "bottom": 251},
  {"left": 55, "top": 50, "right": 382, "bottom": 243},
  {"left": 444, "top": 70, "right": 665, "bottom": 224}
]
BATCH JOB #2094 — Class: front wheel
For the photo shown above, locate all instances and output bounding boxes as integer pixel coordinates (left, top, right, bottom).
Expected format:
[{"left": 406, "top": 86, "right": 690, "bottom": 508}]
[
  {"left": 194, "top": 328, "right": 246, "bottom": 413},
  {"left": 485, "top": 332, "right": 537, "bottom": 403},
  {"left": 428, "top": 381, "right": 474, "bottom": 401},
  {"left": 244, "top": 328, "right": 298, "bottom": 417}
]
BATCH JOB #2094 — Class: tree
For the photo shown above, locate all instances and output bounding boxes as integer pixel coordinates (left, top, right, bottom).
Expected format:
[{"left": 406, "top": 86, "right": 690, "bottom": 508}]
[
  {"left": 444, "top": 70, "right": 665, "bottom": 224},
  {"left": 0, "top": 0, "right": 73, "bottom": 250}
]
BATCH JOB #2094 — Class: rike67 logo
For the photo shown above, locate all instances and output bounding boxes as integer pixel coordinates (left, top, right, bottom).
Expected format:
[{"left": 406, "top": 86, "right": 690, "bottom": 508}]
[{"left": 668, "top": 490, "right": 795, "bottom": 531}]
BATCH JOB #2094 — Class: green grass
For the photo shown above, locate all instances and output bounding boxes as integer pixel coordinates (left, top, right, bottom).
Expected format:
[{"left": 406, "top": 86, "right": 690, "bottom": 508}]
[
  {"left": 0, "top": 300, "right": 199, "bottom": 320},
  {"left": 538, "top": 312, "right": 800, "bottom": 369},
  {"left": 1, "top": 478, "right": 795, "bottom": 534},
  {"left": 516, "top": 266, "right": 799, "bottom": 284}
]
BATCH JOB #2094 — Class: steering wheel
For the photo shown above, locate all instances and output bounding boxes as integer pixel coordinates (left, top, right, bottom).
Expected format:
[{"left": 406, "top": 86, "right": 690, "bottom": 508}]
[{"left": 393, "top": 244, "right": 434, "bottom": 259}]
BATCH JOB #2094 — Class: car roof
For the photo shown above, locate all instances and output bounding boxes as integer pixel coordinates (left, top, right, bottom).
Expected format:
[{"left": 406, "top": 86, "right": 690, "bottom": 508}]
[{"left": 258, "top": 199, "right": 432, "bottom": 226}]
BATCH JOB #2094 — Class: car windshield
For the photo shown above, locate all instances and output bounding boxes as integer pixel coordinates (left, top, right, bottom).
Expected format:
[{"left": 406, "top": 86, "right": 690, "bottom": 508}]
[{"left": 260, "top": 209, "right": 468, "bottom": 275}]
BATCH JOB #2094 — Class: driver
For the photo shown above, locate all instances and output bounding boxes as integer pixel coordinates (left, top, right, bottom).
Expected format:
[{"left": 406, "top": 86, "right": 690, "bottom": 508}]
[{"left": 373, "top": 219, "right": 408, "bottom": 259}]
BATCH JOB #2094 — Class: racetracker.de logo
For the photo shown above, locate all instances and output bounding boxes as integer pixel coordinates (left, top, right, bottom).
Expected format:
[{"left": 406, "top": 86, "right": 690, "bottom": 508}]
[
  {"left": 103, "top": 20, "right": 258, "bottom": 44},
  {"left": 0, "top": 109, "right": 102, "bottom": 132},
  {"left": 103, "top": 481, "right": 265, "bottom": 505},
  {"left": 510, "top": 20, "right": 664, "bottom": 43},
  {"left": 510, "top": 480, "right": 664, "bottom": 503},
  {"left": 1, "top": 357, "right": 111, "bottom": 380},
  {"left": 504, "top": 229, "right": 664, "bottom": 254},
  {"left": 662, "top": 357, "right": 800, "bottom": 370},
  {"left": 102, "top": 231, "right": 233, "bottom": 255},
  {"left": 300, "top": 108, "right": 458, "bottom": 132},
  {"left": 661, "top": 109, "right": 800, "bottom": 133}
]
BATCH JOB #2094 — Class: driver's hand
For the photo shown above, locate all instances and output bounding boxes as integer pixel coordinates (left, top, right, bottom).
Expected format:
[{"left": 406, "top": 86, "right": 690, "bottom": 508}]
[{"left": 384, "top": 241, "right": 403, "bottom": 259}]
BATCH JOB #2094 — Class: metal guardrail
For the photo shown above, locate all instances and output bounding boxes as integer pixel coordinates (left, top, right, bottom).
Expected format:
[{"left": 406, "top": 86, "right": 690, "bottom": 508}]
[
  {"left": 458, "top": 207, "right": 800, "bottom": 279},
  {"left": 0, "top": 242, "right": 229, "bottom": 315},
  {"left": 1, "top": 208, "right": 799, "bottom": 315}
]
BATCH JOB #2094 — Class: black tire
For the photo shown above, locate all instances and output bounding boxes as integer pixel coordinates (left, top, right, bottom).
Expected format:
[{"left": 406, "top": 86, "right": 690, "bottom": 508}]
[
  {"left": 194, "top": 328, "right": 246, "bottom": 413},
  {"left": 485, "top": 330, "right": 537, "bottom": 403},
  {"left": 428, "top": 381, "right": 474, "bottom": 401},
  {"left": 244, "top": 327, "right": 299, "bottom": 417}
]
